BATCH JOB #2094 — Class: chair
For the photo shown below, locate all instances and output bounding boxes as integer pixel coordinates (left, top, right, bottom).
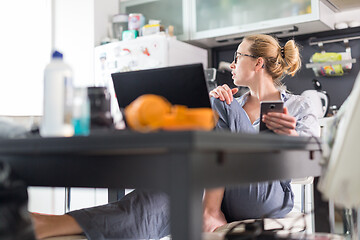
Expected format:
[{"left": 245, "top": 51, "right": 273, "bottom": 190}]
[{"left": 291, "top": 177, "right": 314, "bottom": 214}]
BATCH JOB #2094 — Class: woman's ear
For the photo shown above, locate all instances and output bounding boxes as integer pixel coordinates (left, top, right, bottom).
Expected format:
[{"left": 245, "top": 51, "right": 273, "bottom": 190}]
[{"left": 255, "top": 57, "right": 264, "bottom": 72}]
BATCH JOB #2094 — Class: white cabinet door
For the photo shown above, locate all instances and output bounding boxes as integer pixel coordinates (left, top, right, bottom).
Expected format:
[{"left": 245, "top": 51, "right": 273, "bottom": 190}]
[
  {"left": 190, "top": 0, "right": 335, "bottom": 47},
  {"left": 120, "top": 0, "right": 335, "bottom": 47},
  {"left": 194, "top": 0, "right": 312, "bottom": 33}
]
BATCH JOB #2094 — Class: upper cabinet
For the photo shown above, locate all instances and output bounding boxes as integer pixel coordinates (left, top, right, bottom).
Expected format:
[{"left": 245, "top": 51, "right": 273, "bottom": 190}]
[
  {"left": 120, "top": 0, "right": 190, "bottom": 40},
  {"left": 190, "top": 0, "right": 335, "bottom": 47},
  {"left": 194, "top": 0, "right": 312, "bottom": 33},
  {"left": 322, "top": 0, "right": 360, "bottom": 12},
  {"left": 120, "top": 0, "right": 336, "bottom": 47}
]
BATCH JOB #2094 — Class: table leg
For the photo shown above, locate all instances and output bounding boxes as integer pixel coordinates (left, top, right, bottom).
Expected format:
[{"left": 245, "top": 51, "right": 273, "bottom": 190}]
[
  {"left": 313, "top": 177, "right": 331, "bottom": 232},
  {"left": 169, "top": 152, "right": 204, "bottom": 240}
]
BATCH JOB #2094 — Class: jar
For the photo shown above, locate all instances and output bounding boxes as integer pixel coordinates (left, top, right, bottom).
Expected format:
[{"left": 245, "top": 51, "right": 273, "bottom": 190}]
[
  {"left": 128, "top": 13, "right": 145, "bottom": 31},
  {"left": 87, "top": 87, "right": 113, "bottom": 129},
  {"left": 112, "top": 14, "right": 128, "bottom": 40}
]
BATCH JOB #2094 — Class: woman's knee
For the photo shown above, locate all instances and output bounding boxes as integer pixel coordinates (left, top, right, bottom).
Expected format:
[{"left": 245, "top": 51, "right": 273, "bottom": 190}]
[{"left": 221, "top": 182, "right": 291, "bottom": 221}]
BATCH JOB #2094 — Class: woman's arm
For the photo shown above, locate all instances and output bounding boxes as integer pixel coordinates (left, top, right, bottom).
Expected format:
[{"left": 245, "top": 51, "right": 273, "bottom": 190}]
[
  {"left": 203, "top": 188, "right": 227, "bottom": 232},
  {"left": 262, "top": 97, "right": 321, "bottom": 137}
]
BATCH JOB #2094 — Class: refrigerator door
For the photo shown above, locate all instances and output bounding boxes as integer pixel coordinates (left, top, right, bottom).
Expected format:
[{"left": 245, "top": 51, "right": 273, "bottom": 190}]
[
  {"left": 168, "top": 37, "right": 208, "bottom": 68},
  {"left": 94, "top": 35, "right": 169, "bottom": 86},
  {"left": 94, "top": 35, "right": 170, "bottom": 127}
]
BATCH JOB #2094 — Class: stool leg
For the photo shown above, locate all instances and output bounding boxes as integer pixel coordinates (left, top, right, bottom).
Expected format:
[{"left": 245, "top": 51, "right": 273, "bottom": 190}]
[
  {"left": 343, "top": 208, "right": 357, "bottom": 239},
  {"left": 65, "top": 187, "right": 71, "bottom": 213},
  {"left": 357, "top": 208, "right": 360, "bottom": 240},
  {"left": 350, "top": 208, "right": 357, "bottom": 240},
  {"left": 301, "top": 185, "right": 306, "bottom": 213},
  {"left": 328, "top": 200, "right": 335, "bottom": 233}
]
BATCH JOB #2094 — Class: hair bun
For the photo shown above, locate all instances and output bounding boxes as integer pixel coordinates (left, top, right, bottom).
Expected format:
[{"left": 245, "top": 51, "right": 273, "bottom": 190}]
[
  {"left": 244, "top": 34, "right": 301, "bottom": 82},
  {"left": 283, "top": 40, "right": 301, "bottom": 76}
]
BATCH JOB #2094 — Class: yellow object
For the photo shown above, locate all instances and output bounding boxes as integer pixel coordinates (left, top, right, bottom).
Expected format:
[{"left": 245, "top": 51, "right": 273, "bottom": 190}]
[
  {"left": 306, "top": 5, "right": 312, "bottom": 14},
  {"left": 311, "top": 52, "right": 344, "bottom": 76},
  {"left": 124, "top": 94, "right": 217, "bottom": 132},
  {"left": 141, "top": 24, "right": 161, "bottom": 36}
]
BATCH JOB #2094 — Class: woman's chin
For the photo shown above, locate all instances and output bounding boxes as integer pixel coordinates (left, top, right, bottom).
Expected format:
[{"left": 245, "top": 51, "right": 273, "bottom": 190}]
[{"left": 233, "top": 80, "right": 242, "bottom": 87}]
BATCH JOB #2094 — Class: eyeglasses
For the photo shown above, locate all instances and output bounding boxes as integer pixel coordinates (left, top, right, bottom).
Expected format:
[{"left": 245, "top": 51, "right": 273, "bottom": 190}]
[{"left": 233, "top": 52, "right": 258, "bottom": 64}]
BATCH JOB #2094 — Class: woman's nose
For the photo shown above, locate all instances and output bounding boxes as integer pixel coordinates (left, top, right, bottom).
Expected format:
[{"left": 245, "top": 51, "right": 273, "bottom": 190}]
[{"left": 230, "top": 61, "right": 235, "bottom": 69}]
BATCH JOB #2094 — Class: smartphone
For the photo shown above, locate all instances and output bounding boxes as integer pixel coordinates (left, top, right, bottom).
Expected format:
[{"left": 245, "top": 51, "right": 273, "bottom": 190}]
[{"left": 259, "top": 101, "right": 284, "bottom": 132}]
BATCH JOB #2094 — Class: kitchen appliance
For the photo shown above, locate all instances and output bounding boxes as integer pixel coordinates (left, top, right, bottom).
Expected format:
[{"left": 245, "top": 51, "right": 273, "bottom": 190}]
[
  {"left": 112, "top": 14, "right": 128, "bottom": 40},
  {"left": 204, "top": 68, "right": 217, "bottom": 91},
  {"left": 94, "top": 34, "right": 208, "bottom": 126},
  {"left": 301, "top": 79, "right": 329, "bottom": 118}
]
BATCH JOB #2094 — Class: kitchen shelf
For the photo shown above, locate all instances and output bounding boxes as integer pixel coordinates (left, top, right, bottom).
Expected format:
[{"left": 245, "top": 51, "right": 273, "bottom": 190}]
[
  {"left": 305, "top": 59, "right": 357, "bottom": 69},
  {"left": 309, "top": 35, "right": 360, "bottom": 46},
  {"left": 306, "top": 33, "right": 360, "bottom": 72}
]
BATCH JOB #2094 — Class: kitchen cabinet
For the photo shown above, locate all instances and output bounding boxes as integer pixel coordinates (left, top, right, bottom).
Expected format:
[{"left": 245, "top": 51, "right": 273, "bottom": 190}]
[
  {"left": 322, "top": 0, "right": 360, "bottom": 12},
  {"left": 120, "top": 0, "right": 189, "bottom": 40},
  {"left": 194, "top": 0, "right": 312, "bottom": 33},
  {"left": 190, "top": 0, "right": 336, "bottom": 47},
  {"left": 120, "top": 0, "right": 335, "bottom": 47}
]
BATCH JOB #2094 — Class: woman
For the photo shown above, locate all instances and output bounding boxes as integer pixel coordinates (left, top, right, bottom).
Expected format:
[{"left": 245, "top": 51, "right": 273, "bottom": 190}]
[
  {"left": 203, "top": 34, "right": 320, "bottom": 232},
  {"left": 32, "top": 34, "right": 320, "bottom": 239}
]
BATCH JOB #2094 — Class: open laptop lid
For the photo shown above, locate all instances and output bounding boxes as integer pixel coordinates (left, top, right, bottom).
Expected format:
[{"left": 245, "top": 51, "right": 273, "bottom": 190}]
[{"left": 111, "top": 63, "right": 211, "bottom": 109}]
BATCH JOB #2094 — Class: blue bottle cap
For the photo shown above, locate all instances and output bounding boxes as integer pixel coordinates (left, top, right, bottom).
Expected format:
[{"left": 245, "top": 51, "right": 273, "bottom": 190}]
[{"left": 52, "top": 50, "right": 63, "bottom": 59}]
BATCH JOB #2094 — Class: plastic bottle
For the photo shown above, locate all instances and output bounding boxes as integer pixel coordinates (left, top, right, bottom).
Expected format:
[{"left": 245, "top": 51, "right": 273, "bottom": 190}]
[
  {"left": 72, "top": 87, "right": 90, "bottom": 136},
  {"left": 40, "top": 50, "right": 74, "bottom": 137}
]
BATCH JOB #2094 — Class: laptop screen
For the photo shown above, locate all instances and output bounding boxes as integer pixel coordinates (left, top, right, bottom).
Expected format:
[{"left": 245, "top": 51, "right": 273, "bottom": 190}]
[{"left": 111, "top": 64, "right": 211, "bottom": 109}]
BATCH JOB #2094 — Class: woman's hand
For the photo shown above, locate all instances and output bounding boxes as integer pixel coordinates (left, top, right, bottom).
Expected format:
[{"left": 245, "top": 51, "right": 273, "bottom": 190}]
[
  {"left": 209, "top": 84, "right": 239, "bottom": 105},
  {"left": 262, "top": 107, "right": 298, "bottom": 136},
  {"left": 203, "top": 208, "right": 227, "bottom": 232}
]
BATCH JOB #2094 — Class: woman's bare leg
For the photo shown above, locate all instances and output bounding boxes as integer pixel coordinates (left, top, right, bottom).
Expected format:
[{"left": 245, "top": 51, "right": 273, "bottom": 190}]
[{"left": 31, "top": 213, "right": 83, "bottom": 239}]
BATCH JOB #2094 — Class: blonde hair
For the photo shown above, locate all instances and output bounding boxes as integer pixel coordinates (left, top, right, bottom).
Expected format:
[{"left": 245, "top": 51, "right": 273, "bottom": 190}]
[{"left": 244, "top": 34, "right": 301, "bottom": 86}]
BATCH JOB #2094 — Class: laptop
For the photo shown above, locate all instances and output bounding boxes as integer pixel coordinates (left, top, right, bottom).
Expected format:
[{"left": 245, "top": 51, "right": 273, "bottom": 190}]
[{"left": 111, "top": 63, "right": 211, "bottom": 109}]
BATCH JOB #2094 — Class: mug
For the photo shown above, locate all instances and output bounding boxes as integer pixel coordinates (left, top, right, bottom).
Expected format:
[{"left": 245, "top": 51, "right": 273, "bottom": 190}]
[{"left": 87, "top": 87, "right": 113, "bottom": 129}]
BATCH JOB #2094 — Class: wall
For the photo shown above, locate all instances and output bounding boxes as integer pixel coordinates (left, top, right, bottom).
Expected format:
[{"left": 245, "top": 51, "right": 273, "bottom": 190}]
[
  {"left": 94, "top": 0, "right": 120, "bottom": 46},
  {"left": 0, "top": 0, "right": 119, "bottom": 116},
  {"left": 54, "top": 0, "right": 119, "bottom": 88},
  {"left": 283, "top": 34, "right": 360, "bottom": 109},
  {"left": 0, "top": 0, "right": 51, "bottom": 116},
  {"left": 28, "top": 0, "right": 120, "bottom": 214},
  {"left": 211, "top": 26, "right": 360, "bottom": 109},
  {"left": 53, "top": 0, "right": 95, "bottom": 87}
]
